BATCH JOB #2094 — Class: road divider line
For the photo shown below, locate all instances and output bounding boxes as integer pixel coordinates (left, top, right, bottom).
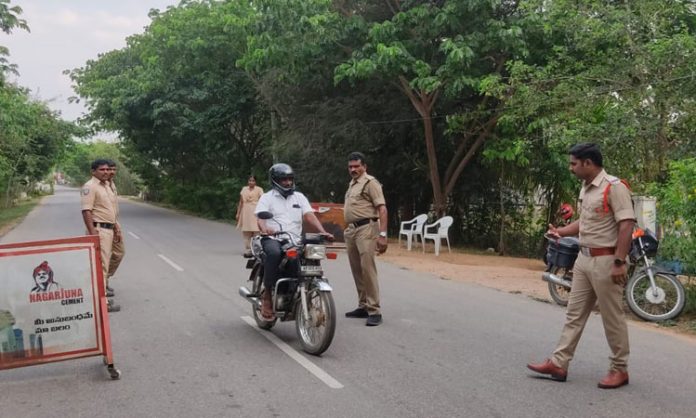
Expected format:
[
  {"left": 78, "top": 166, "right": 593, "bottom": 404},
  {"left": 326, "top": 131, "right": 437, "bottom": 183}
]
[
  {"left": 158, "top": 254, "right": 184, "bottom": 272},
  {"left": 241, "top": 316, "right": 343, "bottom": 389},
  {"left": 128, "top": 231, "right": 140, "bottom": 240}
]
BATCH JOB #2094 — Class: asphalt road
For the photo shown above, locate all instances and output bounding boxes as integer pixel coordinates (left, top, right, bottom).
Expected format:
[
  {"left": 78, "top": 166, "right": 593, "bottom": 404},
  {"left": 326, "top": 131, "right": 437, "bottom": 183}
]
[{"left": 1, "top": 186, "right": 695, "bottom": 418}]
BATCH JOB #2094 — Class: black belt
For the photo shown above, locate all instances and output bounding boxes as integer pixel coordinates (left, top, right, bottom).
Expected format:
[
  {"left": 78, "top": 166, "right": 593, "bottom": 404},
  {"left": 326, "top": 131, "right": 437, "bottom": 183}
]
[
  {"left": 351, "top": 218, "right": 377, "bottom": 228},
  {"left": 93, "top": 222, "right": 115, "bottom": 229}
]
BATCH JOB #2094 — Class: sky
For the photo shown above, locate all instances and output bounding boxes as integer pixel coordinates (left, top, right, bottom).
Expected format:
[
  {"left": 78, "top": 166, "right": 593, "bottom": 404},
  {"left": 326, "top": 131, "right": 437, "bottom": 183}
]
[{"left": 2, "top": 0, "right": 179, "bottom": 123}]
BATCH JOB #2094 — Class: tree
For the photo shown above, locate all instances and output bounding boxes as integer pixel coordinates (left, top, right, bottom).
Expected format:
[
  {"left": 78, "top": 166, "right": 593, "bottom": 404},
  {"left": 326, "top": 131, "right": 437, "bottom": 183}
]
[
  {"left": 0, "top": 84, "right": 75, "bottom": 206},
  {"left": 507, "top": 0, "right": 696, "bottom": 186},
  {"left": 70, "top": 0, "right": 269, "bottom": 217},
  {"left": 0, "top": 0, "right": 29, "bottom": 80},
  {"left": 335, "top": 0, "right": 531, "bottom": 216}
]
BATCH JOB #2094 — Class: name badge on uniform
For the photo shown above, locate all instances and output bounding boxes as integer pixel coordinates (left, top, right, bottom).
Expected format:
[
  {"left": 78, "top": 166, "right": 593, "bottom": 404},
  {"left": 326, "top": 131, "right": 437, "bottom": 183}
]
[{"left": 292, "top": 204, "right": 300, "bottom": 208}]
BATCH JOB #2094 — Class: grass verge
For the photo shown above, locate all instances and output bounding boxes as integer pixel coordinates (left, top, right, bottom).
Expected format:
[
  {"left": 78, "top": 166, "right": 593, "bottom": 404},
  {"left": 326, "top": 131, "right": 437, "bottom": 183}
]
[{"left": 0, "top": 198, "right": 40, "bottom": 237}]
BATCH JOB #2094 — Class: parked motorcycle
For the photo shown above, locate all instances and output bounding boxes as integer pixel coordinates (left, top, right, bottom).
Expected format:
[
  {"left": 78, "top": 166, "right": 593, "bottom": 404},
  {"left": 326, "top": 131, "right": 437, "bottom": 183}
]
[
  {"left": 238, "top": 211, "right": 337, "bottom": 355},
  {"left": 542, "top": 228, "right": 686, "bottom": 322}
]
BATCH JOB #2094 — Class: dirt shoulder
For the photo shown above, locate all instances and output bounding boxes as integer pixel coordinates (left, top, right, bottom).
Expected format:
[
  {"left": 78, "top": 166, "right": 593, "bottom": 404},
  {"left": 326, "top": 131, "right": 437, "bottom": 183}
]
[{"left": 381, "top": 241, "right": 696, "bottom": 341}]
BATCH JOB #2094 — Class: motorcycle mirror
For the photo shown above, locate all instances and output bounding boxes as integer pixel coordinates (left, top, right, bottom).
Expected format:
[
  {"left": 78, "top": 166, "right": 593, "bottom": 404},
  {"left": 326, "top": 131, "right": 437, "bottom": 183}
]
[{"left": 257, "top": 211, "right": 274, "bottom": 220}]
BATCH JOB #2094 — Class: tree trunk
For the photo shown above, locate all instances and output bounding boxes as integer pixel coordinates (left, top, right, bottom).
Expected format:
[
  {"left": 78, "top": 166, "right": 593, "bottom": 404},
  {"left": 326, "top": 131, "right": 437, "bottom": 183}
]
[{"left": 398, "top": 77, "right": 446, "bottom": 216}]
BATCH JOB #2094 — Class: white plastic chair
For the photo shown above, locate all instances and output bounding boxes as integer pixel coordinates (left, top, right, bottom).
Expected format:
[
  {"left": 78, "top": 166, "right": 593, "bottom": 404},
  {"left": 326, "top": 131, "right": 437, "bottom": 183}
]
[
  {"left": 398, "top": 214, "right": 428, "bottom": 250},
  {"left": 422, "top": 216, "right": 453, "bottom": 256}
]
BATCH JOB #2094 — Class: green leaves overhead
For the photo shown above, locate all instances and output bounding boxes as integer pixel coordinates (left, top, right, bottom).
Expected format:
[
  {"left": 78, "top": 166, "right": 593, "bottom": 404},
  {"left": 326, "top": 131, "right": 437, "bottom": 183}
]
[{"left": 63, "top": 0, "right": 696, "bottom": 258}]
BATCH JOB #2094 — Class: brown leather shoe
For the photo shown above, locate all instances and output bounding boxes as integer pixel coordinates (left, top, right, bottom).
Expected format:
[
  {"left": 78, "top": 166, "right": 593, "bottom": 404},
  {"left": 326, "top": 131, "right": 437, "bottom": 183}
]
[
  {"left": 597, "top": 370, "right": 629, "bottom": 389},
  {"left": 527, "top": 359, "right": 567, "bottom": 382}
]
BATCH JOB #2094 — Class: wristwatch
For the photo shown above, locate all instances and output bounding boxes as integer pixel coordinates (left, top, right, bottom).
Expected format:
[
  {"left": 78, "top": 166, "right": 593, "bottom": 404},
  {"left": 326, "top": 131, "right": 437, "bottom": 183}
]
[
  {"left": 379, "top": 231, "right": 387, "bottom": 238},
  {"left": 613, "top": 258, "right": 626, "bottom": 267}
]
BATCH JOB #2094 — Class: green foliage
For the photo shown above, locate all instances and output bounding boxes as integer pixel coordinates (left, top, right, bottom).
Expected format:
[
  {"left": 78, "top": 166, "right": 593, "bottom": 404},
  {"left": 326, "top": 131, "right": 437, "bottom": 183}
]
[
  {"left": 0, "top": 84, "right": 76, "bottom": 207},
  {"left": 64, "top": 0, "right": 696, "bottom": 257},
  {"left": 684, "top": 282, "right": 696, "bottom": 316},
  {"left": 70, "top": 1, "right": 270, "bottom": 216},
  {"left": 0, "top": 0, "right": 29, "bottom": 80},
  {"left": 648, "top": 158, "right": 696, "bottom": 274},
  {"left": 59, "top": 140, "right": 140, "bottom": 196},
  {"left": 0, "top": 196, "right": 37, "bottom": 232},
  {"left": 511, "top": 0, "right": 696, "bottom": 188}
]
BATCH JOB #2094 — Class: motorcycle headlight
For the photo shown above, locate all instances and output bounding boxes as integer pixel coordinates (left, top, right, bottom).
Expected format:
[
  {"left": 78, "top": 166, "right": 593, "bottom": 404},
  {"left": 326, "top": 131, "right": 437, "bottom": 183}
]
[{"left": 304, "top": 244, "right": 326, "bottom": 260}]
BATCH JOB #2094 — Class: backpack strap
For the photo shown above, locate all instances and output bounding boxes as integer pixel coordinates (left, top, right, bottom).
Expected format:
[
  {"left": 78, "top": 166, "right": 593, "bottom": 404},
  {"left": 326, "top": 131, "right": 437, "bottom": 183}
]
[{"left": 603, "top": 178, "right": 631, "bottom": 213}]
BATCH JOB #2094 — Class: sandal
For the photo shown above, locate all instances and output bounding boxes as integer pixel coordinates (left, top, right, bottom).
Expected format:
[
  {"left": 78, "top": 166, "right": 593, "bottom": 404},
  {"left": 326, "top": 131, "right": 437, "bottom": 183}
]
[{"left": 260, "top": 291, "right": 275, "bottom": 320}]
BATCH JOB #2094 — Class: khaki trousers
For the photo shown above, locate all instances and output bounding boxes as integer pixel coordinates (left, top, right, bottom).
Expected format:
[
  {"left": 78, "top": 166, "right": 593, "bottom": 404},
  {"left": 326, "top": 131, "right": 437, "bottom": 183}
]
[
  {"left": 552, "top": 254, "right": 629, "bottom": 372},
  {"left": 344, "top": 222, "right": 381, "bottom": 315},
  {"left": 95, "top": 227, "right": 114, "bottom": 288},
  {"left": 109, "top": 237, "right": 125, "bottom": 279}
]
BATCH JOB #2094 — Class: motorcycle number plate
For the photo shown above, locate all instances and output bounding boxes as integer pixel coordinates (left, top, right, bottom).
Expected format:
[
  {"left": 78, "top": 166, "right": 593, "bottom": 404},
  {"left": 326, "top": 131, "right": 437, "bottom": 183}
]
[{"left": 300, "top": 265, "right": 322, "bottom": 272}]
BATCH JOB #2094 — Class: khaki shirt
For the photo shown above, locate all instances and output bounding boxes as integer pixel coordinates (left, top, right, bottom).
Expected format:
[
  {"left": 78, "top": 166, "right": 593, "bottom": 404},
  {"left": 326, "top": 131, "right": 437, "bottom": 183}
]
[
  {"left": 81, "top": 177, "right": 117, "bottom": 224},
  {"left": 578, "top": 169, "right": 635, "bottom": 248},
  {"left": 108, "top": 180, "right": 120, "bottom": 219},
  {"left": 344, "top": 173, "right": 386, "bottom": 224}
]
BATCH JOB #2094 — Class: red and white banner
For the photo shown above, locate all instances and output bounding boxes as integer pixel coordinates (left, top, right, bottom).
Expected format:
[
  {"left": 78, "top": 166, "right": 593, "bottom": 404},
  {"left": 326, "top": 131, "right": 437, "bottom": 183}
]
[{"left": 0, "top": 236, "right": 112, "bottom": 370}]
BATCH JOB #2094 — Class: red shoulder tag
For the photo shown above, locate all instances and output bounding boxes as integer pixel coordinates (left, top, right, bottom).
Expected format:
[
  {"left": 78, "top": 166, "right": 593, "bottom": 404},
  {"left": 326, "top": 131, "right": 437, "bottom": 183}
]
[{"left": 603, "top": 179, "right": 631, "bottom": 213}]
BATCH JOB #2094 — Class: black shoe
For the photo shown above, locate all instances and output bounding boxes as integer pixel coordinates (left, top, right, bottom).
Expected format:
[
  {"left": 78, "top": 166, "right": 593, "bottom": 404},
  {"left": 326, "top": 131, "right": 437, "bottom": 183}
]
[
  {"left": 366, "top": 314, "right": 382, "bottom": 326},
  {"left": 106, "top": 286, "right": 115, "bottom": 297},
  {"left": 345, "top": 307, "right": 369, "bottom": 318},
  {"left": 107, "top": 299, "right": 121, "bottom": 313}
]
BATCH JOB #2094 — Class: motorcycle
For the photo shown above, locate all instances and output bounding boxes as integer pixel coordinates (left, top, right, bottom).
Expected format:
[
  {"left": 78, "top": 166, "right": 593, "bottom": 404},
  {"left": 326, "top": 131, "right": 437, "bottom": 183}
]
[
  {"left": 542, "top": 227, "right": 686, "bottom": 322},
  {"left": 238, "top": 211, "right": 337, "bottom": 355}
]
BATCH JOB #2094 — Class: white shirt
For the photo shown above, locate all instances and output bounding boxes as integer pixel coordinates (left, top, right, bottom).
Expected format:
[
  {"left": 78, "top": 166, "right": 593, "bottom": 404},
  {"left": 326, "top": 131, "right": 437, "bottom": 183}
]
[{"left": 255, "top": 189, "right": 313, "bottom": 241}]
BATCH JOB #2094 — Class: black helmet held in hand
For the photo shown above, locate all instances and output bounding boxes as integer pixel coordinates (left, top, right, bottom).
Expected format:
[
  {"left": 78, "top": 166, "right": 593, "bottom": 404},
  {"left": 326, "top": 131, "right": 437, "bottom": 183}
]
[{"left": 269, "top": 163, "right": 295, "bottom": 198}]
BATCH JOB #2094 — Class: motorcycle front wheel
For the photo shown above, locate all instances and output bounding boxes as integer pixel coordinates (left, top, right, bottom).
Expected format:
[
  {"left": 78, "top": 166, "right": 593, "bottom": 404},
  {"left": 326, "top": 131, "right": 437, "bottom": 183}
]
[
  {"left": 250, "top": 265, "right": 277, "bottom": 330},
  {"left": 295, "top": 286, "right": 336, "bottom": 356},
  {"left": 547, "top": 266, "right": 572, "bottom": 306},
  {"left": 625, "top": 272, "right": 685, "bottom": 322}
]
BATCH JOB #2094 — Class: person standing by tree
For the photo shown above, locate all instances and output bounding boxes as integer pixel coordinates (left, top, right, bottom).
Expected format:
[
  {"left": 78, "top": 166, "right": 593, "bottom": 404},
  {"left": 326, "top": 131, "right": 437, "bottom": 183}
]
[
  {"left": 527, "top": 143, "right": 635, "bottom": 389},
  {"left": 236, "top": 175, "right": 263, "bottom": 256},
  {"left": 343, "top": 152, "right": 388, "bottom": 326},
  {"left": 81, "top": 159, "right": 121, "bottom": 313}
]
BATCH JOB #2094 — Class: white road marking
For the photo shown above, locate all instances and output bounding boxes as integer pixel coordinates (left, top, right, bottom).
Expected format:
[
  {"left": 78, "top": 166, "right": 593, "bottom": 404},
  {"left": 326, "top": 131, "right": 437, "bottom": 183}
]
[
  {"left": 157, "top": 254, "right": 184, "bottom": 272},
  {"left": 128, "top": 231, "right": 140, "bottom": 240},
  {"left": 241, "top": 316, "right": 343, "bottom": 389}
]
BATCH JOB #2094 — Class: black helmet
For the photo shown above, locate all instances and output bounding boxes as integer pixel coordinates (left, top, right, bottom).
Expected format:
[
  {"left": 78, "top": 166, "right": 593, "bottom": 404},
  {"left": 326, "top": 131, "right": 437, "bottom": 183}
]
[{"left": 269, "top": 163, "right": 295, "bottom": 197}]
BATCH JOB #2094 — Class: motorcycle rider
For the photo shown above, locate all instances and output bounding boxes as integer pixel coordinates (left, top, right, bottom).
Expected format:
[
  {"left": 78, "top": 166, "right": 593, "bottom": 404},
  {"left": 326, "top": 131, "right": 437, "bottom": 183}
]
[{"left": 255, "top": 163, "right": 334, "bottom": 320}]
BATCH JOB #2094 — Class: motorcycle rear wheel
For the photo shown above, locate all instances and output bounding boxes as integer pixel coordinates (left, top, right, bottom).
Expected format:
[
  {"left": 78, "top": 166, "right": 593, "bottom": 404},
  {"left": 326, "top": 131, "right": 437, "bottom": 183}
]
[
  {"left": 295, "top": 287, "right": 336, "bottom": 356},
  {"left": 547, "top": 266, "right": 572, "bottom": 306},
  {"left": 626, "top": 272, "right": 685, "bottom": 322},
  {"left": 250, "top": 265, "right": 277, "bottom": 330}
]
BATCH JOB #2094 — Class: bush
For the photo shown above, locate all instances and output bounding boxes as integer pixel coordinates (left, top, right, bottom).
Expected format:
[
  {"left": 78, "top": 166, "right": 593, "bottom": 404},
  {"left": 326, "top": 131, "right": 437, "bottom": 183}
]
[
  {"left": 648, "top": 159, "right": 696, "bottom": 274},
  {"left": 162, "top": 178, "right": 244, "bottom": 220},
  {"left": 684, "top": 280, "right": 696, "bottom": 316}
]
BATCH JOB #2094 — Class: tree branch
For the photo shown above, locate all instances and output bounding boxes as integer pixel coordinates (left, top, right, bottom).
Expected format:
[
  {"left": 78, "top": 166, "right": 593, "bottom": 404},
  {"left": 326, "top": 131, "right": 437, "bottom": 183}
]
[{"left": 444, "top": 114, "right": 500, "bottom": 195}]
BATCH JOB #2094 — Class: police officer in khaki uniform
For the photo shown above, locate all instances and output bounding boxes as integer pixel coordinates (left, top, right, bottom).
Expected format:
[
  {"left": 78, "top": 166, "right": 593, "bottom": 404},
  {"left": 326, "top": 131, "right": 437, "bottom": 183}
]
[
  {"left": 528, "top": 143, "right": 635, "bottom": 389},
  {"left": 106, "top": 160, "right": 125, "bottom": 297},
  {"left": 81, "top": 159, "right": 121, "bottom": 312},
  {"left": 343, "top": 152, "right": 388, "bottom": 326}
]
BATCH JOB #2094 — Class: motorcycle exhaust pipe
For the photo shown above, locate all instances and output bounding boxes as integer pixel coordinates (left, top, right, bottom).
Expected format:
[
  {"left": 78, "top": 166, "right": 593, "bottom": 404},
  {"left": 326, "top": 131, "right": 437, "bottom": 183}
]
[
  {"left": 542, "top": 272, "right": 572, "bottom": 290},
  {"left": 239, "top": 286, "right": 254, "bottom": 299},
  {"left": 239, "top": 286, "right": 261, "bottom": 307}
]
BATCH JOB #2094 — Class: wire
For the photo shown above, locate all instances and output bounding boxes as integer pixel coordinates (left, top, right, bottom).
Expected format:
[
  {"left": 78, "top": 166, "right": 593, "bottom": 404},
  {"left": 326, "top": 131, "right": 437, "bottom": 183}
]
[{"left": 359, "top": 72, "right": 696, "bottom": 125}]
